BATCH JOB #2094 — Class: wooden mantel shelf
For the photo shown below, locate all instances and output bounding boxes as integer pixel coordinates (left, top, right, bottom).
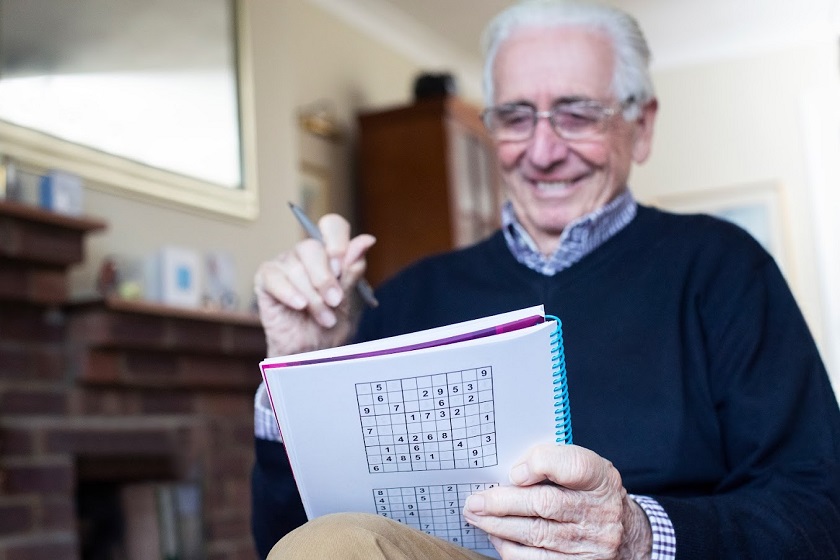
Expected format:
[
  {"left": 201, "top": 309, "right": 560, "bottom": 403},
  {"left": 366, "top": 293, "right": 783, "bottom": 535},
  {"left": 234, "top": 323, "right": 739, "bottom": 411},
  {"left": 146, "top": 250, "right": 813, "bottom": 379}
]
[
  {"left": 0, "top": 200, "right": 107, "bottom": 304},
  {"left": 93, "top": 295, "right": 261, "bottom": 327},
  {"left": 0, "top": 199, "right": 107, "bottom": 232},
  {"left": 66, "top": 297, "right": 267, "bottom": 389},
  {"left": 0, "top": 199, "right": 105, "bottom": 268}
]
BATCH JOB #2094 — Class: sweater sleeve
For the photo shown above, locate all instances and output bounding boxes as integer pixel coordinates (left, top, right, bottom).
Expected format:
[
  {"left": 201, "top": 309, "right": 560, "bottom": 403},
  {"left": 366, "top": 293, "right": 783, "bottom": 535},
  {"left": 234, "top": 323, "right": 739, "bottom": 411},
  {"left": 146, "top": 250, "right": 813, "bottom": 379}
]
[{"left": 656, "top": 244, "right": 840, "bottom": 558}]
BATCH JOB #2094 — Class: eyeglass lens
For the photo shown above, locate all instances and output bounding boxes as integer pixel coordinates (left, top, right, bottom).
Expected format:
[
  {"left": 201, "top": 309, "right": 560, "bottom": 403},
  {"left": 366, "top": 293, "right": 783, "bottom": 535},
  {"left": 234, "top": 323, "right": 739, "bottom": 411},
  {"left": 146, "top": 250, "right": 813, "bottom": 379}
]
[{"left": 486, "top": 102, "right": 616, "bottom": 141}]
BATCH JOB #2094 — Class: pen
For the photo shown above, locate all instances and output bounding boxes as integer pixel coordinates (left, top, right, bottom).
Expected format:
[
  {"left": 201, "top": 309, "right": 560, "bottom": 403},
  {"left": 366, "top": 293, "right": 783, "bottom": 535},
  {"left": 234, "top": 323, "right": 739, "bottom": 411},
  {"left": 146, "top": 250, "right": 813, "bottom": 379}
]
[{"left": 288, "top": 202, "right": 379, "bottom": 308}]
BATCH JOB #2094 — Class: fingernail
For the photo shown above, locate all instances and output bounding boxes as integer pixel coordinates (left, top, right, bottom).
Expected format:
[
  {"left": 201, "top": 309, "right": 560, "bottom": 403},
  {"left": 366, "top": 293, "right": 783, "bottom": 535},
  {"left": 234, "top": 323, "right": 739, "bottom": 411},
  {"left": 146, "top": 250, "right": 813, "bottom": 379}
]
[
  {"left": 325, "top": 287, "right": 343, "bottom": 307},
  {"left": 318, "top": 310, "right": 337, "bottom": 328},
  {"left": 330, "top": 258, "right": 342, "bottom": 277},
  {"left": 289, "top": 295, "right": 307, "bottom": 309},
  {"left": 510, "top": 462, "right": 529, "bottom": 484},
  {"left": 464, "top": 494, "right": 485, "bottom": 514}
]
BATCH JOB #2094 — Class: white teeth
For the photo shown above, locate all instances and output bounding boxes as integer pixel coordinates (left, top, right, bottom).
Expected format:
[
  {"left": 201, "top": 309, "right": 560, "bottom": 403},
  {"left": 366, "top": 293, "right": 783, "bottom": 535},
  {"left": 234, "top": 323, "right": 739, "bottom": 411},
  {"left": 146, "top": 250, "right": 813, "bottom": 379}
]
[{"left": 535, "top": 181, "right": 571, "bottom": 190}]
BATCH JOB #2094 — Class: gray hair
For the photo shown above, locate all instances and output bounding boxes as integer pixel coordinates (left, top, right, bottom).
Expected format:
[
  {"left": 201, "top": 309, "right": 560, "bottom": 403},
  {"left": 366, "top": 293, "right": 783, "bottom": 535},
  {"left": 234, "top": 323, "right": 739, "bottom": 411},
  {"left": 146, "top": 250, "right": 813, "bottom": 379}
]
[{"left": 481, "top": 0, "right": 655, "bottom": 119}]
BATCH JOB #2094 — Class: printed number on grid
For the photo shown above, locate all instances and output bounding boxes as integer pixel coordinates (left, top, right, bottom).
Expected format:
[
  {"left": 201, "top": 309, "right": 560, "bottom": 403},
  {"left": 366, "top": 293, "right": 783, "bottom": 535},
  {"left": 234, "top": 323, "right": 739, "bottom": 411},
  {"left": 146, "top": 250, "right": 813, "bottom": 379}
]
[
  {"left": 373, "top": 483, "right": 498, "bottom": 552},
  {"left": 356, "top": 367, "right": 497, "bottom": 473}
]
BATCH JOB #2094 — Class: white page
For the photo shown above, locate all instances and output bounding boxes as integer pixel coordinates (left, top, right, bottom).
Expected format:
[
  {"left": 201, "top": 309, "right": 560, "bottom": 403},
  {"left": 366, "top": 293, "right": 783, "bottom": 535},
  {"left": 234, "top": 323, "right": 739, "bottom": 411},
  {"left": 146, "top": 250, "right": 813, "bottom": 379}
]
[
  {"left": 262, "top": 319, "right": 560, "bottom": 558},
  {"left": 260, "top": 305, "right": 545, "bottom": 365}
]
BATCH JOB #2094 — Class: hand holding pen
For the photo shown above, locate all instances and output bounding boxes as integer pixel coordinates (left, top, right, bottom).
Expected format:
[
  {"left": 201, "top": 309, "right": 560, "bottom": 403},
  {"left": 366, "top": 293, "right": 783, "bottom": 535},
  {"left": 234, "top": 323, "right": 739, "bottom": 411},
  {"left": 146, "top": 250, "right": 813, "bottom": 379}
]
[
  {"left": 288, "top": 202, "right": 378, "bottom": 308},
  {"left": 253, "top": 205, "right": 378, "bottom": 357}
]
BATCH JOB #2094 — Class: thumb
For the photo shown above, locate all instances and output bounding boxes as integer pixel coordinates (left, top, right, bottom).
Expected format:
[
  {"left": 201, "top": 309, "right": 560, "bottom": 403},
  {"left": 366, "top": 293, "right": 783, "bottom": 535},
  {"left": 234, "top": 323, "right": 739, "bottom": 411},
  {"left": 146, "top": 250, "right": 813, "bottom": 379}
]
[{"left": 510, "top": 443, "right": 615, "bottom": 493}]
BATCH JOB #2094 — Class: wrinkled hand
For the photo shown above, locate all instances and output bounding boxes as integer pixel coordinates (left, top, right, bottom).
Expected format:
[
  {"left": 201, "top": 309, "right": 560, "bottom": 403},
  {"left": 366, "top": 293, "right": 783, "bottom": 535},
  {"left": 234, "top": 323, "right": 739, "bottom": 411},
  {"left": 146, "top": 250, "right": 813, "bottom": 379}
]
[
  {"left": 463, "top": 443, "right": 652, "bottom": 560},
  {"left": 254, "top": 214, "right": 376, "bottom": 357}
]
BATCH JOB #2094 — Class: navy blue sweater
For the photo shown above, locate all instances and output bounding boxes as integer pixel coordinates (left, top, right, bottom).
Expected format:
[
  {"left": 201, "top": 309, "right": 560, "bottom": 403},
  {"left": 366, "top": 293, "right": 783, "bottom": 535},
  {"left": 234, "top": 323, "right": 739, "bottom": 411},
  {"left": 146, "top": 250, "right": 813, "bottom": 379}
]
[{"left": 253, "top": 205, "right": 840, "bottom": 558}]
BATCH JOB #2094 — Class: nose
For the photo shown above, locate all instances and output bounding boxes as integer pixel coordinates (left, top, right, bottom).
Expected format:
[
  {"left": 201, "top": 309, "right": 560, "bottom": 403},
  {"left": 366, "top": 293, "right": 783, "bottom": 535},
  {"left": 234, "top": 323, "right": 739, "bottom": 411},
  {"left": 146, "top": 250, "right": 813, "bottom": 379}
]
[{"left": 526, "top": 114, "right": 570, "bottom": 170}]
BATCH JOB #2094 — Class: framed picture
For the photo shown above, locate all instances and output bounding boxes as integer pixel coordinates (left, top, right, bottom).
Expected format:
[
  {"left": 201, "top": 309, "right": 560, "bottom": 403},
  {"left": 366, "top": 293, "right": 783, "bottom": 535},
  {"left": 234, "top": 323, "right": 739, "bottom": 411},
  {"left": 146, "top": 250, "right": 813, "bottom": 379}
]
[
  {"left": 653, "top": 181, "right": 790, "bottom": 273},
  {"left": 299, "top": 162, "right": 330, "bottom": 221}
]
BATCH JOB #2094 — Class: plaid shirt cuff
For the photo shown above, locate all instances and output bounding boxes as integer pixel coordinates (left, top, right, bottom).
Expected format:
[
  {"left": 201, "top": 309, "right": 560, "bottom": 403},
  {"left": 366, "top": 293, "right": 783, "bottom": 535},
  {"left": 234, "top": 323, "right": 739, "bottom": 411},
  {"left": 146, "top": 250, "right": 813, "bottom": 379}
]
[
  {"left": 254, "top": 383, "right": 283, "bottom": 442},
  {"left": 629, "top": 494, "right": 676, "bottom": 559}
]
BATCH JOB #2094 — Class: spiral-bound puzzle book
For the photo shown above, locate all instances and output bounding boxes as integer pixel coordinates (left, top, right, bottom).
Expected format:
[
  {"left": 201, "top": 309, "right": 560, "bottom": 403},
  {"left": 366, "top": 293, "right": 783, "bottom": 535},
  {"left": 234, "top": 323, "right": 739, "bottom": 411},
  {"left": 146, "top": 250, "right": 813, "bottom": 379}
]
[{"left": 259, "top": 305, "right": 571, "bottom": 558}]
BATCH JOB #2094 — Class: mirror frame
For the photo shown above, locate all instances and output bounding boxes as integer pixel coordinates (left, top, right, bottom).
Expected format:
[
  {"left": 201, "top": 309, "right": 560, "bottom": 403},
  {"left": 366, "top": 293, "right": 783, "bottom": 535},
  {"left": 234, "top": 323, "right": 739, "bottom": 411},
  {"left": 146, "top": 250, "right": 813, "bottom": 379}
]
[{"left": 0, "top": 0, "right": 258, "bottom": 221}]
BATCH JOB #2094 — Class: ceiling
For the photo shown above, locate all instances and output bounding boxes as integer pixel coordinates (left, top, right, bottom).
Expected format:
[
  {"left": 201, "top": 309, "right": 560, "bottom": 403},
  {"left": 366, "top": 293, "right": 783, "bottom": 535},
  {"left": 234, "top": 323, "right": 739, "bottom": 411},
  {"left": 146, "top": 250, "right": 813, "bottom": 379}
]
[
  {"left": 315, "top": 0, "right": 840, "bottom": 73},
  {"left": 5, "top": 0, "right": 838, "bottom": 79},
  {"left": 3, "top": 0, "right": 839, "bottom": 102}
]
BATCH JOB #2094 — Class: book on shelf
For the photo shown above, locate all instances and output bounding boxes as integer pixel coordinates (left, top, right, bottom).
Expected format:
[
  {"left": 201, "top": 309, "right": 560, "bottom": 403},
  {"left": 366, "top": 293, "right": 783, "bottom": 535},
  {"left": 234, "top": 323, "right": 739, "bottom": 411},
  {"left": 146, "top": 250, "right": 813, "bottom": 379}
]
[
  {"left": 260, "top": 305, "right": 571, "bottom": 558},
  {"left": 120, "top": 482, "right": 204, "bottom": 560}
]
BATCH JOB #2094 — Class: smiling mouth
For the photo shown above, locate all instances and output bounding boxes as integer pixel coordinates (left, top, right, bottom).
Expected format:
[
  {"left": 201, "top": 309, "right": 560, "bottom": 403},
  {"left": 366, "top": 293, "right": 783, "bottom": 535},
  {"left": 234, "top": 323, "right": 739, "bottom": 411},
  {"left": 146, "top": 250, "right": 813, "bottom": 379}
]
[
  {"left": 535, "top": 181, "right": 573, "bottom": 190},
  {"left": 533, "top": 173, "right": 591, "bottom": 192}
]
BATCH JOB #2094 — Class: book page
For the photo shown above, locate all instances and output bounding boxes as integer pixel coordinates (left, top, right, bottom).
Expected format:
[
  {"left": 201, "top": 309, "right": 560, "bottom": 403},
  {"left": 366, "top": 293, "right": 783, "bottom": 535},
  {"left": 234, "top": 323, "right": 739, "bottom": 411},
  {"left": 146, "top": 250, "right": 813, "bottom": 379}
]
[
  {"left": 263, "top": 305, "right": 545, "bottom": 366},
  {"left": 262, "top": 320, "right": 559, "bottom": 558}
]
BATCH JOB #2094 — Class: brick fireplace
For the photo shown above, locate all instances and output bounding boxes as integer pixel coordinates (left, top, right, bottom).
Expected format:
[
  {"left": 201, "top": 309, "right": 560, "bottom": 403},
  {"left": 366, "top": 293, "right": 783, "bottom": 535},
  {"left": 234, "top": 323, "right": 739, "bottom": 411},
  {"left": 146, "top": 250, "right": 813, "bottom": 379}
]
[{"left": 0, "top": 201, "right": 266, "bottom": 559}]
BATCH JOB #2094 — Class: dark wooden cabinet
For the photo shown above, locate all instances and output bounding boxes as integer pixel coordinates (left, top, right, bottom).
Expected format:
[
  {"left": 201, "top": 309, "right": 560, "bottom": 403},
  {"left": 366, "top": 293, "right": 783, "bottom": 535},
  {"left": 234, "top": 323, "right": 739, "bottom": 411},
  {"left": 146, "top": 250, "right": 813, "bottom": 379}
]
[{"left": 356, "top": 96, "right": 503, "bottom": 286}]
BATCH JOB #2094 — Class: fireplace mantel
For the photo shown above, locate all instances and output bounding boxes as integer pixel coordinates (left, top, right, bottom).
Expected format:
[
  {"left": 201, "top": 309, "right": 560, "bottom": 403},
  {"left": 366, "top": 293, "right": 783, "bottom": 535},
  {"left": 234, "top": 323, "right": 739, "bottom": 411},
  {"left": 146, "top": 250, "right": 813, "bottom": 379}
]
[
  {"left": 0, "top": 202, "right": 265, "bottom": 559},
  {"left": 0, "top": 200, "right": 106, "bottom": 304},
  {"left": 67, "top": 297, "right": 264, "bottom": 390}
]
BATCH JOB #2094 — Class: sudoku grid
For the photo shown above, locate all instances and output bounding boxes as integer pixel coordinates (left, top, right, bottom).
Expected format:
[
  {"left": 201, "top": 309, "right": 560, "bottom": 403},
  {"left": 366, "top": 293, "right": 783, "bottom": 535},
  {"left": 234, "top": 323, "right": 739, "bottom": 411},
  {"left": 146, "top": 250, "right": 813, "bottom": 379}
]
[
  {"left": 372, "top": 483, "right": 497, "bottom": 551},
  {"left": 355, "top": 367, "right": 497, "bottom": 473}
]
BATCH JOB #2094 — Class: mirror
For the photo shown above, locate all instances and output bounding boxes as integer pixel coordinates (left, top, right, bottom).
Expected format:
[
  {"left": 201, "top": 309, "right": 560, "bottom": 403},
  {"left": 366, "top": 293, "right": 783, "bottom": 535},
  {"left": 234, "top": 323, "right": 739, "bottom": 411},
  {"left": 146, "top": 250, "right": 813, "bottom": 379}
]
[{"left": 0, "top": 0, "right": 257, "bottom": 220}]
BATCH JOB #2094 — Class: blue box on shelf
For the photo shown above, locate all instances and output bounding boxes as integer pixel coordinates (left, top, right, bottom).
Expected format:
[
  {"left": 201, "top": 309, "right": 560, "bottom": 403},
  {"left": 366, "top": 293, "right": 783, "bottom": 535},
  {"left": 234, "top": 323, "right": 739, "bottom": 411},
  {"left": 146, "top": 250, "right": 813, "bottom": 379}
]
[{"left": 40, "top": 170, "right": 84, "bottom": 215}]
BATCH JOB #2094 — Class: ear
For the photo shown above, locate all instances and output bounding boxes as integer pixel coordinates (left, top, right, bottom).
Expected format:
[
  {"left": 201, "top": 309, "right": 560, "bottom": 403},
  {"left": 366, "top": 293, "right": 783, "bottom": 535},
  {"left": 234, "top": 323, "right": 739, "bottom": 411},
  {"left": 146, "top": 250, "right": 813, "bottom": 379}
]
[{"left": 631, "top": 98, "right": 658, "bottom": 164}]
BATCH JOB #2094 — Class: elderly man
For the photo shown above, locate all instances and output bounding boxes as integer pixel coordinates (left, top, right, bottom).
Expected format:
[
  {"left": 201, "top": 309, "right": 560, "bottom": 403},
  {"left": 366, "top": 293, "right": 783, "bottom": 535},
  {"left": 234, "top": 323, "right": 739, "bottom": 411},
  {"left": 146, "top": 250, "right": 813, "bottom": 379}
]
[{"left": 251, "top": 1, "right": 840, "bottom": 558}]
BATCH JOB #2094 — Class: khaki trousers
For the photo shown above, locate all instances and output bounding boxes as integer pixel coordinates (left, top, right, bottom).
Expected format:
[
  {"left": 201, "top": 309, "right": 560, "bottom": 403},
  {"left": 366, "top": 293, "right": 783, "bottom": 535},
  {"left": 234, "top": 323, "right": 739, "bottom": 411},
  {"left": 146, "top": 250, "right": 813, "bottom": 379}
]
[{"left": 267, "top": 513, "right": 496, "bottom": 560}]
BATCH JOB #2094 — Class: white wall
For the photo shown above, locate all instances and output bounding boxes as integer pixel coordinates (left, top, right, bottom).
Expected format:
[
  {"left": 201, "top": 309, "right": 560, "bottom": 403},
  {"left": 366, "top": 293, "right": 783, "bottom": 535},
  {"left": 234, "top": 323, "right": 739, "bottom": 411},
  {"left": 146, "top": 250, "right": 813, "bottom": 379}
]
[
  {"left": 68, "top": 0, "right": 422, "bottom": 311},
  {"left": 800, "top": 82, "right": 840, "bottom": 395},
  {"left": 62, "top": 1, "right": 837, "bottom": 394},
  {"left": 633, "top": 39, "right": 839, "bottom": 390}
]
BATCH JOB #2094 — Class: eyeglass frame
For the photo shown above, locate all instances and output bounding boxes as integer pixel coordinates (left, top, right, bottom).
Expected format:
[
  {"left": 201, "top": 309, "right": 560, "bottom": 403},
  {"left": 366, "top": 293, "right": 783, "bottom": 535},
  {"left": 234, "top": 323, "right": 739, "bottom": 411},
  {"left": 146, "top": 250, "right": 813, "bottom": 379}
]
[{"left": 481, "top": 97, "right": 638, "bottom": 142}]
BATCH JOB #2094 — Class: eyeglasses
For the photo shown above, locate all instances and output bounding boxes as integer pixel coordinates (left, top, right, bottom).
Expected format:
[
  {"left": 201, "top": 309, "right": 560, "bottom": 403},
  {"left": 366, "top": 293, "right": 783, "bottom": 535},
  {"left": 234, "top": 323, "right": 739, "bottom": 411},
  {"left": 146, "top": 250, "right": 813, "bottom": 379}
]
[{"left": 481, "top": 98, "right": 634, "bottom": 142}]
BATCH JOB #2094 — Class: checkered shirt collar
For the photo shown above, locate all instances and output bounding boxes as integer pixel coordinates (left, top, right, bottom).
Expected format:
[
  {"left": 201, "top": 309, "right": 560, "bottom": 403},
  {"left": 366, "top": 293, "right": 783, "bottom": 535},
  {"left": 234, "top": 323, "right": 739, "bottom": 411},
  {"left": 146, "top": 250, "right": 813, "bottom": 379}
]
[{"left": 501, "top": 190, "right": 638, "bottom": 276}]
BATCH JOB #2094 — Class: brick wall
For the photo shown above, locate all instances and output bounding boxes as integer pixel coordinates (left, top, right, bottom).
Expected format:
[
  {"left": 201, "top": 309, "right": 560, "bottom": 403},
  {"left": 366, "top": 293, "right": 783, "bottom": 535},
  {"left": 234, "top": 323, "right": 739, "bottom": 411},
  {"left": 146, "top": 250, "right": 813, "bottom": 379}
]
[{"left": 0, "top": 202, "right": 266, "bottom": 560}]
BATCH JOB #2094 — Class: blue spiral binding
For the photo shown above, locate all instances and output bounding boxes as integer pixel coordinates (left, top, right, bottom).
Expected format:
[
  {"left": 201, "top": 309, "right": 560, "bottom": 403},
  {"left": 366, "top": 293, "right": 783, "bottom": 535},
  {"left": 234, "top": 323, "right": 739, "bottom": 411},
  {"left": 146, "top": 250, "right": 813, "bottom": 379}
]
[{"left": 546, "top": 315, "right": 572, "bottom": 445}]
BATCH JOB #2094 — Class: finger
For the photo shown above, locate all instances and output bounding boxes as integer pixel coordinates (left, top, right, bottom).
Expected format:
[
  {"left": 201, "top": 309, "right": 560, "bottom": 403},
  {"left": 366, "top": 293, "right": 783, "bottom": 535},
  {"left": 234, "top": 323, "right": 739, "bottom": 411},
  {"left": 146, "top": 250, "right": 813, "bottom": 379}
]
[
  {"left": 484, "top": 524, "right": 611, "bottom": 559},
  {"left": 283, "top": 241, "right": 342, "bottom": 328},
  {"left": 254, "top": 255, "right": 307, "bottom": 311},
  {"left": 318, "top": 214, "right": 352, "bottom": 276},
  {"left": 344, "top": 234, "right": 376, "bottom": 267},
  {"left": 464, "top": 484, "right": 581, "bottom": 524},
  {"left": 511, "top": 443, "right": 617, "bottom": 493},
  {"left": 485, "top": 535, "right": 562, "bottom": 560},
  {"left": 465, "top": 501, "right": 619, "bottom": 552},
  {"left": 484, "top": 536, "right": 549, "bottom": 560},
  {"left": 465, "top": 497, "right": 622, "bottom": 557},
  {"left": 340, "top": 234, "right": 376, "bottom": 289},
  {"left": 254, "top": 253, "right": 339, "bottom": 340},
  {"left": 462, "top": 446, "right": 625, "bottom": 524},
  {"left": 294, "top": 238, "right": 345, "bottom": 306}
]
